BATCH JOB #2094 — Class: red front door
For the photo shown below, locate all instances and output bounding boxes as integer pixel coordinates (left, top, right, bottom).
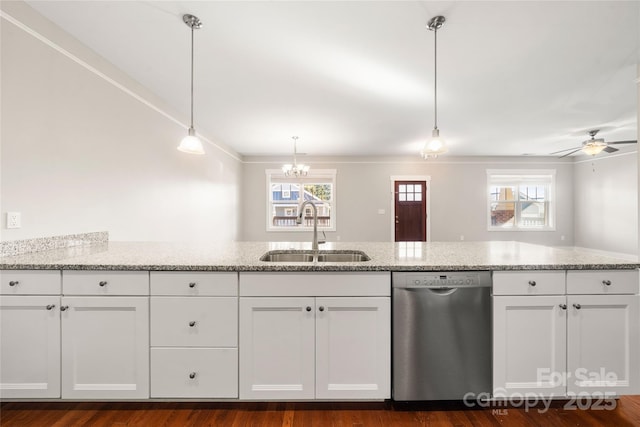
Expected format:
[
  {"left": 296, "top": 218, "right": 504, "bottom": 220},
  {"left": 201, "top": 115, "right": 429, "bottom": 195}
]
[{"left": 394, "top": 181, "right": 426, "bottom": 242}]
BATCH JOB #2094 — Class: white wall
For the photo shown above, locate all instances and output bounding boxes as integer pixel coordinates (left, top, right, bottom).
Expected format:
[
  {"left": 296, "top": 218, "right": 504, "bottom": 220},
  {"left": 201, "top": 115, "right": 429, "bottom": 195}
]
[
  {"left": 1, "top": 2, "right": 242, "bottom": 243},
  {"left": 573, "top": 151, "right": 638, "bottom": 257},
  {"left": 242, "top": 156, "right": 575, "bottom": 245}
]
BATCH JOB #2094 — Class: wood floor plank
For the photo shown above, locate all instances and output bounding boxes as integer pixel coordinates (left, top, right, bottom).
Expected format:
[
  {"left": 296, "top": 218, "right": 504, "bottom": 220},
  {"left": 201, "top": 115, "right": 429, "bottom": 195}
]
[{"left": 3, "top": 397, "right": 640, "bottom": 426}]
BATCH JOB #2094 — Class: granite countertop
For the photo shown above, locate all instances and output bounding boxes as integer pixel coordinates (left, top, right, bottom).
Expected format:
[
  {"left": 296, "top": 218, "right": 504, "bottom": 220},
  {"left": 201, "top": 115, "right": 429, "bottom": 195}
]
[{"left": 0, "top": 241, "right": 638, "bottom": 272}]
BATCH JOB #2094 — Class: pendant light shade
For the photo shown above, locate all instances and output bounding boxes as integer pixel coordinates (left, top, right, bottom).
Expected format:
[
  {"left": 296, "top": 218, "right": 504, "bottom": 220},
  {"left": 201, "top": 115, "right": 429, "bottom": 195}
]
[
  {"left": 421, "top": 15, "right": 448, "bottom": 159},
  {"left": 177, "top": 14, "right": 205, "bottom": 155}
]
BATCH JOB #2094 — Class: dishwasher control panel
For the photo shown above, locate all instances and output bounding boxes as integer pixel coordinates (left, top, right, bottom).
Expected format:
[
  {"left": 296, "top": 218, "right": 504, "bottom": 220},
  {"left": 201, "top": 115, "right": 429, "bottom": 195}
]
[{"left": 392, "top": 271, "right": 491, "bottom": 289}]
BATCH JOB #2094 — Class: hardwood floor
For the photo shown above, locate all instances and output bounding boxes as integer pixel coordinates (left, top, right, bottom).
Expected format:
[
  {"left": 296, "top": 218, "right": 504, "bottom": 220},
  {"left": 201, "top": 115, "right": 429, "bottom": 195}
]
[{"left": 3, "top": 397, "right": 640, "bottom": 427}]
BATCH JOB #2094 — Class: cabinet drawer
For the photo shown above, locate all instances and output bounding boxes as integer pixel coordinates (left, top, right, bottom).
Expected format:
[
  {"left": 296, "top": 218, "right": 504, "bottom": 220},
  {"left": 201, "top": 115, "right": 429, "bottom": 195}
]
[
  {"left": 493, "top": 271, "right": 565, "bottom": 295},
  {"left": 1, "top": 270, "right": 61, "bottom": 295},
  {"left": 151, "top": 297, "right": 237, "bottom": 347},
  {"left": 150, "top": 348, "right": 238, "bottom": 398},
  {"left": 567, "top": 270, "right": 639, "bottom": 295},
  {"left": 62, "top": 271, "right": 148, "bottom": 295},
  {"left": 150, "top": 272, "right": 237, "bottom": 296}
]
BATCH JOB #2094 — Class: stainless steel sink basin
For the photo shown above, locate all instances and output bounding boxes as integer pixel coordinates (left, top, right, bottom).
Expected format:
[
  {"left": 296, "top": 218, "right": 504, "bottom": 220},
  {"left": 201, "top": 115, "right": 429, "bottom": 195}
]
[{"left": 260, "top": 250, "right": 370, "bottom": 262}]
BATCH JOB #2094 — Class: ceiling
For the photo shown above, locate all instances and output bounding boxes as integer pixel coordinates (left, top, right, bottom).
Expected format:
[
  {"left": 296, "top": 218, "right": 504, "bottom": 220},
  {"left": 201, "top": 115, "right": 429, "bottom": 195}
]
[{"left": 24, "top": 1, "right": 640, "bottom": 157}]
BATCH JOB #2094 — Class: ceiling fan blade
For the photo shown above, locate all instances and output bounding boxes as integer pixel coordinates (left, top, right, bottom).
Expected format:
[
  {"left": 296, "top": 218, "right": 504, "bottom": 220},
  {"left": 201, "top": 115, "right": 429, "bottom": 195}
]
[
  {"left": 607, "top": 140, "right": 637, "bottom": 145},
  {"left": 558, "top": 148, "right": 583, "bottom": 158},
  {"left": 603, "top": 146, "right": 619, "bottom": 153},
  {"left": 550, "top": 146, "right": 581, "bottom": 155}
]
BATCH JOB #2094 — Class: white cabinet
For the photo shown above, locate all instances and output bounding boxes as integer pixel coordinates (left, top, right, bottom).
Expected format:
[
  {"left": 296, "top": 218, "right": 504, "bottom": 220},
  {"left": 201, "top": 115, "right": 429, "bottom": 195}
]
[
  {"left": 239, "top": 272, "right": 390, "bottom": 400},
  {"left": 493, "top": 295, "right": 567, "bottom": 397},
  {"left": 493, "top": 270, "right": 640, "bottom": 398},
  {"left": 60, "top": 271, "right": 149, "bottom": 399},
  {"left": 0, "top": 270, "right": 61, "bottom": 398},
  {"left": 566, "top": 294, "right": 639, "bottom": 395},
  {"left": 150, "top": 272, "right": 238, "bottom": 399},
  {"left": 239, "top": 297, "right": 316, "bottom": 400}
]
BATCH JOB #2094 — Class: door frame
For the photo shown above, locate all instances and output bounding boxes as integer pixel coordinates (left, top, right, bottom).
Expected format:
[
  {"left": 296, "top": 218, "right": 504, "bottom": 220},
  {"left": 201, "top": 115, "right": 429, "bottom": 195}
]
[{"left": 390, "top": 175, "right": 431, "bottom": 242}]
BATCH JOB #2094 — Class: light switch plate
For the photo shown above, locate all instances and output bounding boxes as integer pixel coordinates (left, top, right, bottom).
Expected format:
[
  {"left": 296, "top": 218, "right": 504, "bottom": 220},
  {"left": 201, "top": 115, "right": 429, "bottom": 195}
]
[{"left": 7, "top": 212, "right": 21, "bottom": 229}]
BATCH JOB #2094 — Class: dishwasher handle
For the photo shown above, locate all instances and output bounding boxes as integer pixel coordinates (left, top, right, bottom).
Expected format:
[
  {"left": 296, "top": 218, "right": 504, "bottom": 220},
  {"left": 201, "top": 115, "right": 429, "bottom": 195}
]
[{"left": 404, "top": 287, "right": 459, "bottom": 296}]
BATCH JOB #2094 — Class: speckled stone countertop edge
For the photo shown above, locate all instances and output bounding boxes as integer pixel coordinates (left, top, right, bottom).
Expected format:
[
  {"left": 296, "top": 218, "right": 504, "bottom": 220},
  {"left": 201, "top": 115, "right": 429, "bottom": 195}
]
[
  {"left": 2, "top": 263, "right": 639, "bottom": 272},
  {"left": 1, "top": 241, "right": 639, "bottom": 272}
]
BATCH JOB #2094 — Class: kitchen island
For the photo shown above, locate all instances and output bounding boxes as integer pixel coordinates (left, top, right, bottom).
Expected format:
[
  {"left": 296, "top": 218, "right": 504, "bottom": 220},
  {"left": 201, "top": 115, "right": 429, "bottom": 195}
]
[{"left": 1, "top": 240, "right": 638, "bottom": 403}]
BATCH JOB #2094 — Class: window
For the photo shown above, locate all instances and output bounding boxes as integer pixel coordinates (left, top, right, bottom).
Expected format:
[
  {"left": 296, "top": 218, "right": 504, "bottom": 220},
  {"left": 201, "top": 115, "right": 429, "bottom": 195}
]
[
  {"left": 487, "top": 170, "right": 555, "bottom": 231},
  {"left": 266, "top": 169, "right": 336, "bottom": 231}
]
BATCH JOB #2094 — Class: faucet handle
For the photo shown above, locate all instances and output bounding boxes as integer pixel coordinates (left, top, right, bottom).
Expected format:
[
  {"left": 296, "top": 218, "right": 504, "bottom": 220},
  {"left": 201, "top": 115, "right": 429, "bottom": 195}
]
[{"left": 318, "top": 231, "right": 327, "bottom": 245}]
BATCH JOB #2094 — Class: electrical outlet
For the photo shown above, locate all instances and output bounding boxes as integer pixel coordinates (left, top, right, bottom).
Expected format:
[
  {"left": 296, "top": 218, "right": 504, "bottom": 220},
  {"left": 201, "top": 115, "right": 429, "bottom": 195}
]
[{"left": 7, "top": 212, "right": 21, "bottom": 229}]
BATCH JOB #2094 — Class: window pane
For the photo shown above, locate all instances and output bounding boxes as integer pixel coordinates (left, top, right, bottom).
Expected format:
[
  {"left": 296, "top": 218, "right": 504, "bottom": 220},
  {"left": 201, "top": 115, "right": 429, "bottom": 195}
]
[
  {"left": 399, "top": 193, "right": 406, "bottom": 201},
  {"left": 518, "top": 202, "right": 547, "bottom": 227},
  {"left": 521, "top": 185, "right": 546, "bottom": 201},
  {"left": 304, "top": 184, "right": 332, "bottom": 201},
  {"left": 491, "top": 202, "right": 515, "bottom": 227},
  {"left": 407, "top": 193, "right": 414, "bottom": 201},
  {"left": 406, "top": 184, "right": 414, "bottom": 192},
  {"left": 415, "top": 192, "right": 422, "bottom": 201},
  {"left": 490, "top": 186, "right": 516, "bottom": 201},
  {"left": 399, "top": 185, "right": 406, "bottom": 193}
]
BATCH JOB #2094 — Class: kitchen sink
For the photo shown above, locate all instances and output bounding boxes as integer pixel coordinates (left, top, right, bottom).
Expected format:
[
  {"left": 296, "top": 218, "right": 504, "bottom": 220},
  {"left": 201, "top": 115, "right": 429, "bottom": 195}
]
[{"left": 260, "top": 250, "right": 370, "bottom": 263}]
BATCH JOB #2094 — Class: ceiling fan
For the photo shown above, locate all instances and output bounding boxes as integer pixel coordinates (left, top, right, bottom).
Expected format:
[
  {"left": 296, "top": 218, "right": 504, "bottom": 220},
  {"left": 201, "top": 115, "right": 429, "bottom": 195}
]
[{"left": 551, "top": 130, "right": 637, "bottom": 158}]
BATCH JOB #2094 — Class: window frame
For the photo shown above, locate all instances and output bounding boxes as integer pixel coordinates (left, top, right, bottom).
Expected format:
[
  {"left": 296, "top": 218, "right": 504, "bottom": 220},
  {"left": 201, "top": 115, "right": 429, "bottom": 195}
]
[
  {"left": 486, "top": 169, "right": 556, "bottom": 232},
  {"left": 265, "top": 169, "right": 337, "bottom": 232}
]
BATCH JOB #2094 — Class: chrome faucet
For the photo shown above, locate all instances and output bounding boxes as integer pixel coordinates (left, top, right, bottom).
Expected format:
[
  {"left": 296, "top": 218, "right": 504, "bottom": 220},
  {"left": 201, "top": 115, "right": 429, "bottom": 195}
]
[{"left": 297, "top": 201, "right": 326, "bottom": 251}]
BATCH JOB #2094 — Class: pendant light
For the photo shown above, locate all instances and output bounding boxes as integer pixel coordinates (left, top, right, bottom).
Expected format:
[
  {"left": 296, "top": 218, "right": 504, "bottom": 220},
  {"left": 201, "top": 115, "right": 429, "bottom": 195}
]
[
  {"left": 421, "top": 15, "right": 448, "bottom": 159},
  {"left": 177, "top": 14, "right": 205, "bottom": 155},
  {"left": 282, "top": 136, "right": 310, "bottom": 177}
]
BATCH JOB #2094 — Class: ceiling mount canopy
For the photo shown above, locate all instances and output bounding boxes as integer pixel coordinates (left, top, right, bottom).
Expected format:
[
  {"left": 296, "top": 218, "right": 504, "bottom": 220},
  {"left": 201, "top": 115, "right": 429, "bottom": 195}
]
[
  {"left": 177, "top": 13, "right": 205, "bottom": 155},
  {"left": 421, "top": 15, "right": 448, "bottom": 159},
  {"left": 282, "top": 136, "right": 310, "bottom": 177}
]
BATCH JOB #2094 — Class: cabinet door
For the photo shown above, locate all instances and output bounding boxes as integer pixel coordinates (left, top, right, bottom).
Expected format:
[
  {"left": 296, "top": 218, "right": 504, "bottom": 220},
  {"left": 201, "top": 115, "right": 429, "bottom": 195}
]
[
  {"left": 493, "top": 295, "right": 567, "bottom": 397},
  {"left": 61, "top": 296, "right": 149, "bottom": 399},
  {"left": 567, "top": 295, "right": 640, "bottom": 396},
  {"left": 0, "top": 296, "right": 60, "bottom": 398},
  {"left": 315, "top": 297, "right": 390, "bottom": 399},
  {"left": 239, "top": 297, "right": 315, "bottom": 399}
]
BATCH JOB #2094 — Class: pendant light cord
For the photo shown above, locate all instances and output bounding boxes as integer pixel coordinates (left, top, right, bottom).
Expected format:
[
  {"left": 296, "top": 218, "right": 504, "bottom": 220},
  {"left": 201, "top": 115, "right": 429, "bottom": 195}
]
[
  {"left": 433, "top": 27, "right": 438, "bottom": 130},
  {"left": 189, "top": 25, "right": 195, "bottom": 129}
]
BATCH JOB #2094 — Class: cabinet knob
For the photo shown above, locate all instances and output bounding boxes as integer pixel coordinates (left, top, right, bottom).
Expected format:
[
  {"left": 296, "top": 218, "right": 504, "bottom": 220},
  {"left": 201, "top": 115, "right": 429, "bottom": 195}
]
[
  {"left": 573, "top": 303, "right": 581, "bottom": 310},
  {"left": 189, "top": 321, "right": 196, "bottom": 327},
  {"left": 528, "top": 280, "right": 536, "bottom": 286},
  {"left": 8, "top": 281, "right": 19, "bottom": 287},
  {"left": 189, "top": 372, "right": 196, "bottom": 379},
  {"left": 319, "top": 306, "right": 325, "bottom": 312},
  {"left": 46, "top": 304, "right": 56, "bottom": 310},
  {"left": 60, "top": 305, "right": 69, "bottom": 311},
  {"left": 602, "top": 280, "right": 612, "bottom": 286},
  {"left": 305, "top": 306, "right": 312, "bottom": 312},
  {"left": 559, "top": 304, "right": 567, "bottom": 310},
  {"left": 99, "top": 281, "right": 108, "bottom": 287},
  {"left": 189, "top": 282, "right": 196, "bottom": 288}
]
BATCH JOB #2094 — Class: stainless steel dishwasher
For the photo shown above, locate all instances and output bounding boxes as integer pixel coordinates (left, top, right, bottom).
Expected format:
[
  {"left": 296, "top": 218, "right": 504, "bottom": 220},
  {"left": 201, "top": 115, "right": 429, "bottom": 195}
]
[{"left": 392, "top": 271, "right": 492, "bottom": 401}]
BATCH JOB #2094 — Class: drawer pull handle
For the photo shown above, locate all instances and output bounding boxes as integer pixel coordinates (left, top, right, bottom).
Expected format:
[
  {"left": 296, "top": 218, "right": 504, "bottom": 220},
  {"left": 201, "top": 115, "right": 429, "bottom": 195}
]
[
  {"left": 46, "top": 304, "right": 56, "bottom": 310},
  {"left": 189, "top": 321, "right": 196, "bottom": 327},
  {"left": 528, "top": 280, "right": 536, "bottom": 286},
  {"left": 573, "top": 303, "right": 581, "bottom": 310},
  {"left": 602, "top": 280, "right": 612, "bottom": 286},
  {"left": 189, "top": 282, "right": 196, "bottom": 288},
  {"left": 9, "top": 281, "right": 19, "bottom": 287},
  {"left": 559, "top": 304, "right": 567, "bottom": 310},
  {"left": 306, "top": 306, "right": 312, "bottom": 312},
  {"left": 99, "top": 281, "right": 108, "bottom": 287},
  {"left": 189, "top": 372, "right": 196, "bottom": 379},
  {"left": 318, "top": 306, "right": 325, "bottom": 312},
  {"left": 60, "top": 305, "right": 69, "bottom": 311}
]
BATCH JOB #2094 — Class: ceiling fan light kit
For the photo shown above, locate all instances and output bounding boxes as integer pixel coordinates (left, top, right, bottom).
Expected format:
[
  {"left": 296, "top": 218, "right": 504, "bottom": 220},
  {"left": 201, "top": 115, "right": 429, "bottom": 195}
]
[
  {"left": 551, "top": 129, "right": 637, "bottom": 158},
  {"left": 421, "top": 15, "right": 448, "bottom": 159},
  {"left": 177, "top": 14, "right": 205, "bottom": 155}
]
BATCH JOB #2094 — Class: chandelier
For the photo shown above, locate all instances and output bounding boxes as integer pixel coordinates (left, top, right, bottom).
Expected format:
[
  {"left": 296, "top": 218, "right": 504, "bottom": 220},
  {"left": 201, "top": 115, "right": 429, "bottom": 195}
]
[{"left": 282, "top": 136, "right": 309, "bottom": 177}]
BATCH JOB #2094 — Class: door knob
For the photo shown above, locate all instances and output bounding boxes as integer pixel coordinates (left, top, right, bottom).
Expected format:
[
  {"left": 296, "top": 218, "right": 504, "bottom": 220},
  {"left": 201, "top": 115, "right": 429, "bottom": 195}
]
[{"left": 573, "top": 303, "right": 581, "bottom": 310}]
